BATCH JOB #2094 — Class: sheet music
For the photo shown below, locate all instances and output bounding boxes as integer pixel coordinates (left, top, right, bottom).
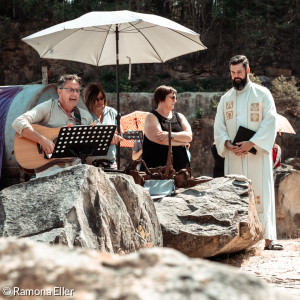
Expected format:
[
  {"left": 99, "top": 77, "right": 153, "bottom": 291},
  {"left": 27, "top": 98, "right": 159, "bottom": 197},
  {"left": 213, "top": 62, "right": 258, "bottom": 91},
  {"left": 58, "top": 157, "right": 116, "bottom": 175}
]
[{"left": 51, "top": 125, "right": 117, "bottom": 158}]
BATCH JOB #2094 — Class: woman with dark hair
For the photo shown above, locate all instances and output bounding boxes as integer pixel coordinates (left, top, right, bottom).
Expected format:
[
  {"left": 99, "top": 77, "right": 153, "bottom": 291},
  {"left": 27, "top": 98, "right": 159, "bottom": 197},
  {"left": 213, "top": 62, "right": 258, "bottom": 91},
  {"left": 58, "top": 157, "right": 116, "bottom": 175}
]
[
  {"left": 84, "top": 83, "right": 123, "bottom": 169},
  {"left": 142, "top": 85, "right": 192, "bottom": 171}
]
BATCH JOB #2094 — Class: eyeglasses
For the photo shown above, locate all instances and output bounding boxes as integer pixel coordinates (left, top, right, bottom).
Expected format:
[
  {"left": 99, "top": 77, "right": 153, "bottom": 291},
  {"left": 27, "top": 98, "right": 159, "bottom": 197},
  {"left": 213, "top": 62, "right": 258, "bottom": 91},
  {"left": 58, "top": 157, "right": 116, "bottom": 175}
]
[
  {"left": 96, "top": 96, "right": 105, "bottom": 101},
  {"left": 168, "top": 95, "right": 177, "bottom": 100},
  {"left": 60, "top": 88, "right": 81, "bottom": 94}
]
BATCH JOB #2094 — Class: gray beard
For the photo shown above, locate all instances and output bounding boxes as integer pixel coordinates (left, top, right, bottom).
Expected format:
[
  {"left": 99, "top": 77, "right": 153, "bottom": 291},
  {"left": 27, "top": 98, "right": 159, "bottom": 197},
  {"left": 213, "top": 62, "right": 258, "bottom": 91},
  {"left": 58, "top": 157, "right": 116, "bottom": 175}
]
[{"left": 232, "top": 76, "right": 248, "bottom": 91}]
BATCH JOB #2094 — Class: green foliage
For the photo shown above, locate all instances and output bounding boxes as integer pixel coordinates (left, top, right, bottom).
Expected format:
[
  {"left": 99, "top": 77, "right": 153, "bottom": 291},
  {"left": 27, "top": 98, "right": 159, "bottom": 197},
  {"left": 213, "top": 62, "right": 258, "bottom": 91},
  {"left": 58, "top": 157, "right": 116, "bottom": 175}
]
[
  {"left": 98, "top": 68, "right": 231, "bottom": 93},
  {"left": 195, "top": 107, "right": 204, "bottom": 119},
  {"left": 97, "top": 71, "right": 233, "bottom": 93},
  {"left": 68, "top": 65, "right": 81, "bottom": 75},
  {"left": 119, "top": 72, "right": 134, "bottom": 92},
  {"left": 248, "top": 73, "right": 263, "bottom": 86},
  {"left": 210, "top": 99, "right": 219, "bottom": 112},
  {"left": 157, "top": 72, "right": 171, "bottom": 79},
  {"left": 1, "top": 0, "right": 299, "bottom": 86},
  {"left": 0, "top": 0, "right": 130, "bottom": 22},
  {"left": 98, "top": 70, "right": 116, "bottom": 93},
  {"left": 98, "top": 70, "right": 151, "bottom": 93},
  {"left": 169, "top": 79, "right": 199, "bottom": 93},
  {"left": 198, "top": 78, "right": 231, "bottom": 92},
  {"left": 211, "top": 0, "right": 299, "bottom": 72},
  {"left": 270, "top": 76, "right": 300, "bottom": 102},
  {"left": 81, "top": 70, "right": 97, "bottom": 84},
  {"left": 135, "top": 78, "right": 151, "bottom": 92}
]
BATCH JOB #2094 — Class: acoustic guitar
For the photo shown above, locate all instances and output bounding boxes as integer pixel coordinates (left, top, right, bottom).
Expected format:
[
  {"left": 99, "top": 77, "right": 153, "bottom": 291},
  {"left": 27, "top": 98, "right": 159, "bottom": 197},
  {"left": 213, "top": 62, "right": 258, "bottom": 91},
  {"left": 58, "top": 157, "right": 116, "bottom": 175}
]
[
  {"left": 14, "top": 124, "right": 74, "bottom": 174},
  {"left": 14, "top": 124, "right": 143, "bottom": 174}
]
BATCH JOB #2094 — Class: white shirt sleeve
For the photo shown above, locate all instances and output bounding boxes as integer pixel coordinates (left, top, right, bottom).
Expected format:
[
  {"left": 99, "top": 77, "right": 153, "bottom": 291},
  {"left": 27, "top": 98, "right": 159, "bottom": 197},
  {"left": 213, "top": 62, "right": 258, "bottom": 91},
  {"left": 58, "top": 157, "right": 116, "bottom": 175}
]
[{"left": 12, "top": 100, "right": 53, "bottom": 136}]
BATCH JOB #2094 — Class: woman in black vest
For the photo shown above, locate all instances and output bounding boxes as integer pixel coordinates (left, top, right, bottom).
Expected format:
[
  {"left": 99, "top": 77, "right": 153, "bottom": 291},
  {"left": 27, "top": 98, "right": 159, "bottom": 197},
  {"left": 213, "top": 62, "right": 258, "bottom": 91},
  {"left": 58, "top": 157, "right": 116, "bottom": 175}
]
[{"left": 142, "top": 85, "right": 192, "bottom": 171}]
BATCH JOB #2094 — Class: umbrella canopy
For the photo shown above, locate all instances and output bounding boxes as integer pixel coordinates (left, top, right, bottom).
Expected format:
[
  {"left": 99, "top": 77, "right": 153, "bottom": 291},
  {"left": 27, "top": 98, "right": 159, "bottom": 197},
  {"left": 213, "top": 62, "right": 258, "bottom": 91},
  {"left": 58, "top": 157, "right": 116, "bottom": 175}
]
[
  {"left": 276, "top": 114, "right": 296, "bottom": 135},
  {"left": 22, "top": 10, "right": 206, "bottom": 66},
  {"left": 121, "top": 110, "right": 148, "bottom": 132},
  {"left": 22, "top": 10, "right": 206, "bottom": 167},
  {"left": 120, "top": 110, "right": 148, "bottom": 147}
]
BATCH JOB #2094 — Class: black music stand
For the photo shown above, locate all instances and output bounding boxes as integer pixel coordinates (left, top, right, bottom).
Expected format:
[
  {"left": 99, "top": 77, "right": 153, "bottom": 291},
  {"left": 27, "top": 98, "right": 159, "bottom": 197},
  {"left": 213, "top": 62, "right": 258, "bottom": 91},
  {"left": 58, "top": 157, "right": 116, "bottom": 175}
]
[{"left": 50, "top": 124, "right": 117, "bottom": 163}]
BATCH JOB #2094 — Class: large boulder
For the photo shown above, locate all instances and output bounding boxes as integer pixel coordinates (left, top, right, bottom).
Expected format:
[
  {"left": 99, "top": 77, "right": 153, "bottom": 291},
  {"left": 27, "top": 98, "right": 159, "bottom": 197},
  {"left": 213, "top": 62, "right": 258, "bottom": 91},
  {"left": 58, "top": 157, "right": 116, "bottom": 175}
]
[
  {"left": 0, "top": 237, "right": 294, "bottom": 300},
  {"left": 0, "top": 164, "right": 162, "bottom": 253},
  {"left": 274, "top": 162, "right": 300, "bottom": 238},
  {"left": 154, "top": 175, "right": 262, "bottom": 258}
]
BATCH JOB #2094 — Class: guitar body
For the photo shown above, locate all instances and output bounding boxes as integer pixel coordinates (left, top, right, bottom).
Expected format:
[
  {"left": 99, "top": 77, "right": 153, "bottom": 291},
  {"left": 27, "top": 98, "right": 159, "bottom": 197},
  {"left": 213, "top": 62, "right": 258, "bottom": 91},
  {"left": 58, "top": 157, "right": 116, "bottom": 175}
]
[
  {"left": 14, "top": 124, "right": 73, "bottom": 174},
  {"left": 14, "top": 125, "right": 143, "bottom": 174}
]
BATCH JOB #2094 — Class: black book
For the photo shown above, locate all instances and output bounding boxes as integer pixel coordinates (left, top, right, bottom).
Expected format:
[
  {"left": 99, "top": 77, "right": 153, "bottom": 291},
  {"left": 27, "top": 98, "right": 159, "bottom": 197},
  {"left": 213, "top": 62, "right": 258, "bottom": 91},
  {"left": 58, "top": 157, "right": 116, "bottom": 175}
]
[{"left": 232, "top": 126, "right": 257, "bottom": 155}]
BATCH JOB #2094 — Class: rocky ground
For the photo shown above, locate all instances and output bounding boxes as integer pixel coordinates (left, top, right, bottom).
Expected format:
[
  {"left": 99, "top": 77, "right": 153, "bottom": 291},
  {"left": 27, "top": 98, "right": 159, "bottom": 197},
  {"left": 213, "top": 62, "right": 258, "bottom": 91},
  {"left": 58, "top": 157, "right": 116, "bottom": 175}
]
[{"left": 210, "top": 239, "right": 300, "bottom": 298}]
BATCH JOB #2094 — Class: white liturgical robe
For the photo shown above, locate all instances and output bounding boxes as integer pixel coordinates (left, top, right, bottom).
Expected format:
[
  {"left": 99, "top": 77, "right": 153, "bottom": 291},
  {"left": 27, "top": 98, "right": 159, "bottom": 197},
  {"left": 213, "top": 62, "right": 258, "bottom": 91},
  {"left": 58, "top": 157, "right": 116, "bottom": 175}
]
[{"left": 214, "top": 81, "right": 277, "bottom": 240}]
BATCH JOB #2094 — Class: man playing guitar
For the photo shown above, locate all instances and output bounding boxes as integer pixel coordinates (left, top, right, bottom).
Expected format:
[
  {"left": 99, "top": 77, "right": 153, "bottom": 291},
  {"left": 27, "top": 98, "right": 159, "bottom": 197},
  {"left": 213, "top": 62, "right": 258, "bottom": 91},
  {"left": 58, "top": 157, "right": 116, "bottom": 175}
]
[{"left": 12, "top": 74, "right": 93, "bottom": 177}]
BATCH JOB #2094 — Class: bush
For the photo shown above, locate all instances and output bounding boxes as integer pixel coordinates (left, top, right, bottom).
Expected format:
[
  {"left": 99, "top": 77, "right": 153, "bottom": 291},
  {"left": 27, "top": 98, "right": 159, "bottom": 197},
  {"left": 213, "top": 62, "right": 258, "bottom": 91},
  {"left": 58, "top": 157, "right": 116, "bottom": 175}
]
[
  {"left": 98, "top": 69, "right": 116, "bottom": 92},
  {"left": 270, "top": 75, "right": 300, "bottom": 102},
  {"left": 198, "top": 78, "right": 231, "bottom": 92},
  {"left": 169, "top": 79, "right": 199, "bottom": 93},
  {"left": 195, "top": 107, "right": 204, "bottom": 119},
  {"left": 249, "top": 73, "right": 263, "bottom": 86},
  {"left": 210, "top": 99, "right": 219, "bottom": 112}
]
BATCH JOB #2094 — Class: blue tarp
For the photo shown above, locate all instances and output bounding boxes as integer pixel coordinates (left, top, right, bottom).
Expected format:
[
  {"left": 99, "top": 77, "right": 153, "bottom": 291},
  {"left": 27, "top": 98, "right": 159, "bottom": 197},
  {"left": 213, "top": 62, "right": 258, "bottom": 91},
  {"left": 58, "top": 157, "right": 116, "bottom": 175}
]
[{"left": 0, "top": 86, "right": 22, "bottom": 178}]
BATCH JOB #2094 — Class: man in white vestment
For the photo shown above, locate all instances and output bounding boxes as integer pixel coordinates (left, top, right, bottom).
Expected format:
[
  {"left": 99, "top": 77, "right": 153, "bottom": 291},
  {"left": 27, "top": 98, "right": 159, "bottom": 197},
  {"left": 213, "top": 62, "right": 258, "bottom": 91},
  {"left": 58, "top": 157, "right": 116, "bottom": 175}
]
[{"left": 214, "top": 55, "right": 283, "bottom": 250}]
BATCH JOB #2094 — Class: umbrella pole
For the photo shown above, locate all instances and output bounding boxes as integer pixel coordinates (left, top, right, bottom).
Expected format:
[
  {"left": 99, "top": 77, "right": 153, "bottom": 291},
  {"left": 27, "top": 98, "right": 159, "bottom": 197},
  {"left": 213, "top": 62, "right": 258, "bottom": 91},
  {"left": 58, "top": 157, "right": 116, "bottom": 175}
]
[{"left": 116, "top": 24, "right": 121, "bottom": 170}]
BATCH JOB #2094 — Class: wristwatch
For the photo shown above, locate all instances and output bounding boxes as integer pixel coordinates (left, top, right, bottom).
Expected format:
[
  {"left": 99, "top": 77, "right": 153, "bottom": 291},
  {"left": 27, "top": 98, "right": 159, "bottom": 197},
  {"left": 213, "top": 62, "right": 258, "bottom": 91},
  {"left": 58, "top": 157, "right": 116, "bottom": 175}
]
[{"left": 171, "top": 133, "right": 175, "bottom": 139}]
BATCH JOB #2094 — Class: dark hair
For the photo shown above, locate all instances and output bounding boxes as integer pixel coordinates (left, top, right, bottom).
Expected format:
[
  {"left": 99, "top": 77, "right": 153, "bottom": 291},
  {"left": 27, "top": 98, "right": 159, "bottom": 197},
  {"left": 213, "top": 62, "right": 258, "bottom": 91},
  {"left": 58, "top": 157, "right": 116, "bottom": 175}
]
[
  {"left": 153, "top": 85, "right": 177, "bottom": 106},
  {"left": 57, "top": 74, "right": 82, "bottom": 88},
  {"left": 84, "top": 83, "right": 107, "bottom": 112},
  {"left": 229, "top": 55, "right": 249, "bottom": 70}
]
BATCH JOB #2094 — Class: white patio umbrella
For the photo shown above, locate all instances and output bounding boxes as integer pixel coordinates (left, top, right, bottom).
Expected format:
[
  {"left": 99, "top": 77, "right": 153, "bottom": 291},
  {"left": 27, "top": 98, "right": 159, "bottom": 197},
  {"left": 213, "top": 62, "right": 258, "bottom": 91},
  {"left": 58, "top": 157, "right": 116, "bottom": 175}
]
[{"left": 22, "top": 10, "right": 207, "bottom": 168}]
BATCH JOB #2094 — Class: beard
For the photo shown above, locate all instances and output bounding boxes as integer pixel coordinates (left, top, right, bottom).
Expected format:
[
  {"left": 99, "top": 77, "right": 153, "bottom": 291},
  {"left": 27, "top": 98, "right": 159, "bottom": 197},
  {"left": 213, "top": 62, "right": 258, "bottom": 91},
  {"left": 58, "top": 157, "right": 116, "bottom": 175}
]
[{"left": 232, "top": 75, "right": 248, "bottom": 91}]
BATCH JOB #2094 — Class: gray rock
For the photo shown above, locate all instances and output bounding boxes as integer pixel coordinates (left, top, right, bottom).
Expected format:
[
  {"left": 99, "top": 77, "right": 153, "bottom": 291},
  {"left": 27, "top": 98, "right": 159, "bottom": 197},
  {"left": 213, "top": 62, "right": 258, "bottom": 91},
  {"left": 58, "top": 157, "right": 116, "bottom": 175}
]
[
  {"left": 154, "top": 176, "right": 262, "bottom": 258},
  {"left": 0, "top": 237, "right": 293, "bottom": 300},
  {"left": 0, "top": 164, "right": 162, "bottom": 253},
  {"left": 274, "top": 165, "right": 300, "bottom": 238},
  {"left": 30, "top": 228, "right": 67, "bottom": 244},
  {"left": 284, "top": 158, "right": 300, "bottom": 170},
  {"left": 107, "top": 172, "right": 163, "bottom": 248}
]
